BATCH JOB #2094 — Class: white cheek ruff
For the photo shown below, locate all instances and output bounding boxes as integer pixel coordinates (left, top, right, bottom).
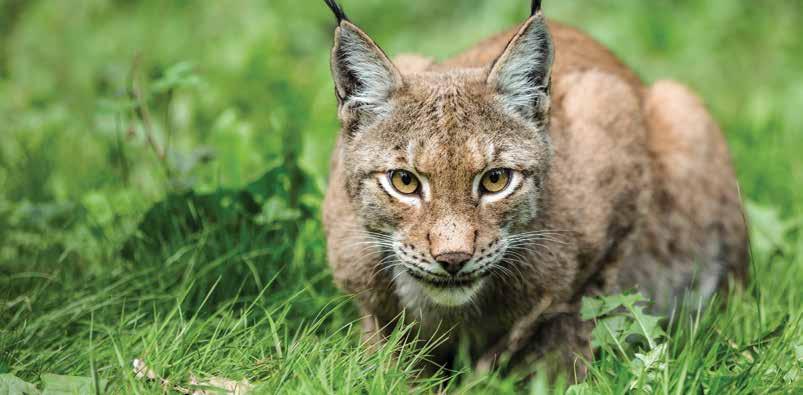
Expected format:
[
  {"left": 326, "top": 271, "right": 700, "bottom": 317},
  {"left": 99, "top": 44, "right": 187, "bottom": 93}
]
[
  {"left": 479, "top": 171, "right": 523, "bottom": 204},
  {"left": 392, "top": 269, "right": 485, "bottom": 308}
]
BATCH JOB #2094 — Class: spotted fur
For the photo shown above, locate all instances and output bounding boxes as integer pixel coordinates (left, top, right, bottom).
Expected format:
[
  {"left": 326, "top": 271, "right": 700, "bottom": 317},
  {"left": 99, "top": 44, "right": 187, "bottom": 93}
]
[{"left": 322, "top": 0, "right": 747, "bottom": 381}]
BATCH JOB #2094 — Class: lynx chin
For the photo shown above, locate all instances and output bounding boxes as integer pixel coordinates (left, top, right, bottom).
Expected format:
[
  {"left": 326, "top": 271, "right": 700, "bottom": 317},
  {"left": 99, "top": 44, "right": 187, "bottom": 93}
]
[{"left": 321, "top": 0, "right": 748, "bottom": 380}]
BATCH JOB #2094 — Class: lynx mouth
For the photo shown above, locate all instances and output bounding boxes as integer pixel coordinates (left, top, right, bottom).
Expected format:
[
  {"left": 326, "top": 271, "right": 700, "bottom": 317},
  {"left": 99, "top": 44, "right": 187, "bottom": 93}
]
[
  {"left": 409, "top": 271, "right": 487, "bottom": 307},
  {"left": 392, "top": 265, "right": 489, "bottom": 307},
  {"left": 404, "top": 267, "right": 489, "bottom": 289}
]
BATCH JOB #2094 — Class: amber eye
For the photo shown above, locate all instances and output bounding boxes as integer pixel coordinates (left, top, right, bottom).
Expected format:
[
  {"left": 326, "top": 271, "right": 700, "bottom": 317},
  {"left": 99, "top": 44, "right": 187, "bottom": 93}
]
[
  {"left": 480, "top": 168, "right": 511, "bottom": 194},
  {"left": 389, "top": 170, "right": 420, "bottom": 195}
]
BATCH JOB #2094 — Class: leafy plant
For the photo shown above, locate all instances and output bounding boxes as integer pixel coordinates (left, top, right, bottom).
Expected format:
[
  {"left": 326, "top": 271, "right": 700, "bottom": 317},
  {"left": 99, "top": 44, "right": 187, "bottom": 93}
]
[
  {"left": 581, "top": 292, "right": 666, "bottom": 351},
  {"left": 0, "top": 374, "right": 38, "bottom": 395},
  {"left": 579, "top": 293, "right": 669, "bottom": 393}
]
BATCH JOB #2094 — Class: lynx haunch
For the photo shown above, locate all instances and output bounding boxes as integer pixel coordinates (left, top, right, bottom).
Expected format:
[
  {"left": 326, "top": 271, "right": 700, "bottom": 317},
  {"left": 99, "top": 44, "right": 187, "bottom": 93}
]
[{"left": 321, "top": 0, "right": 747, "bottom": 379}]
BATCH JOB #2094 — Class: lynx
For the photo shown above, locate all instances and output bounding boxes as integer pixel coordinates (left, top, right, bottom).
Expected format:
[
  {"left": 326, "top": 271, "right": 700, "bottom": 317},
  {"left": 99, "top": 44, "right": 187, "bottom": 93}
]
[{"left": 321, "top": 0, "right": 748, "bottom": 379}]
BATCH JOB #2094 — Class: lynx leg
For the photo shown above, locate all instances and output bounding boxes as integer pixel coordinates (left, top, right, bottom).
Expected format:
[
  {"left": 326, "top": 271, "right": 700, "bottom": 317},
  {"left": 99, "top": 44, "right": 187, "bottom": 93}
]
[
  {"left": 621, "top": 81, "right": 749, "bottom": 313},
  {"left": 359, "top": 311, "right": 386, "bottom": 351},
  {"left": 508, "top": 313, "right": 594, "bottom": 384},
  {"left": 475, "top": 296, "right": 554, "bottom": 374}
]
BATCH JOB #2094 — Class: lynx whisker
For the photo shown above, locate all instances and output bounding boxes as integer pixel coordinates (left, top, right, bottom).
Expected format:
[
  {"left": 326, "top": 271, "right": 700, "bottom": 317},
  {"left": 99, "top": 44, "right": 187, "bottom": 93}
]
[
  {"left": 499, "top": 253, "right": 528, "bottom": 279},
  {"left": 507, "top": 232, "right": 570, "bottom": 245},
  {"left": 511, "top": 240, "right": 559, "bottom": 257},
  {"left": 340, "top": 241, "right": 393, "bottom": 258},
  {"left": 490, "top": 263, "right": 517, "bottom": 285},
  {"left": 505, "top": 246, "right": 540, "bottom": 264},
  {"left": 389, "top": 267, "right": 409, "bottom": 284},
  {"left": 499, "top": 257, "right": 528, "bottom": 281},
  {"left": 372, "top": 261, "right": 404, "bottom": 282}
]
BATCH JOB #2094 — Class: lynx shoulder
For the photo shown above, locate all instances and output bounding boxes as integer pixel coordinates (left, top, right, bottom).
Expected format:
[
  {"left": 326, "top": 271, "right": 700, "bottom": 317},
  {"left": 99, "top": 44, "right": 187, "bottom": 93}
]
[{"left": 321, "top": 0, "right": 747, "bottom": 379}]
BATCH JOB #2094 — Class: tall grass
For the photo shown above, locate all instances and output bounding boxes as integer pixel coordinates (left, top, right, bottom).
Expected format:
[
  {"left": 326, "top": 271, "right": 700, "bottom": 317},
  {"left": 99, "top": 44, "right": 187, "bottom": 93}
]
[{"left": 0, "top": 0, "right": 800, "bottom": 393}]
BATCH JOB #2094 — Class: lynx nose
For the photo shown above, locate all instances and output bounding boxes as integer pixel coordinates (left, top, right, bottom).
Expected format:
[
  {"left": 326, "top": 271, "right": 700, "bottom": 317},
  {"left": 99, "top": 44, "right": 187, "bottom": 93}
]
[{"left": 435, "top": 252, "right": 472, "bottom": 276}]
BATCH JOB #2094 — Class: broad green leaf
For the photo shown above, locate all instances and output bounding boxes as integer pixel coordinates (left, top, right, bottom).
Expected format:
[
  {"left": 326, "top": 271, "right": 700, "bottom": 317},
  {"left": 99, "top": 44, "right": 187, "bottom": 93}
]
[
  {"left": 40, "top": 374, "right": 108, "bottom": 395},
  {"left": 606, "top": 293, "right": 646, "bottom": 309},
  {"left": 586, "top": 293, "right": 665, "bottom": 349},
  {"left": 0, "top": 374, "right": 40, "bottom": 395},
  {"left": 565, "top": 382, "right": 593, "bottom": 395},
  {"left": 581, "top": 293, "right": 645, "bottom": 320},
  {"left": 579, "top": 296, "right": 606, "bottom": 320},
  {"left": 626, "top": 306, "right": 667, "bottom": 344},
  {"left": 746, "top": 201, "right": 789, "bottom": 254},
  {"left": 254, "top": 195, "right": 302, "bottom": 225},
  {"left": 591, "top": 315, "right": 629, "bottom": 348},
  {"left": 151, "top": 61, "right": 202, "bottom": 94}
]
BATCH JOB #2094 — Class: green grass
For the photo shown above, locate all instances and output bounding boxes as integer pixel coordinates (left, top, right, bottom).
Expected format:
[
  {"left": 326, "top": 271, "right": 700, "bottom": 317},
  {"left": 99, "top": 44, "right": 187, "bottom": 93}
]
[{"left": 0, "top": 0, "right": 801, "bottom": 393}]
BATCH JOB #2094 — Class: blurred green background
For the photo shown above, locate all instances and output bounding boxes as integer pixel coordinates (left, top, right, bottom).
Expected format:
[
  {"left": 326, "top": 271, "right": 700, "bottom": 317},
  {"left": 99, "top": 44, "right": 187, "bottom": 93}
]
[{"left": 0, "top": 0, "right": 801, "bottom": 393}]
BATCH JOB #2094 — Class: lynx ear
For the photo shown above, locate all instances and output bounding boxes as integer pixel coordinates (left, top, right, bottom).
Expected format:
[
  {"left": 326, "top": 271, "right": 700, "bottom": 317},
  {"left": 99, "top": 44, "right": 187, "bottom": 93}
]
[
  {"left": 487, "top": 8, "right": 554, "bottom": 121},
  {"left": 326, "top": 2, "right": 401, "bottom": 118}
]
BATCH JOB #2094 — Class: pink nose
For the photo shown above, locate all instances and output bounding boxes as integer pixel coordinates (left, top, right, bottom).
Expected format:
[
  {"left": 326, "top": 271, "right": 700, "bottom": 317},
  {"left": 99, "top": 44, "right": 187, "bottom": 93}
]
[{"left": 434, "top": 252, "right": 472, "bottom": 275}]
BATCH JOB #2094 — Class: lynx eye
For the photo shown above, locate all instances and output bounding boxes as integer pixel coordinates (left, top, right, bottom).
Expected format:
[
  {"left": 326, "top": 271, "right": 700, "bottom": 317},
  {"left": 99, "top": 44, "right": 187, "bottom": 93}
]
[
  {"left": 389, "top": 170, "right": 420, "bottom": 195},
  {"left": 480, "top": 168, "right": 511, "bottom": 194}
]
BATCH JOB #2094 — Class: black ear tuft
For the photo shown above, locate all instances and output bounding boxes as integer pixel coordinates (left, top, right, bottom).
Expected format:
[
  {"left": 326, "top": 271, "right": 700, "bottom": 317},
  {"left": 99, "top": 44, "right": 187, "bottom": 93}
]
[
  {"left": 531, "top": 0, "right": 542, "bottom": 16},
  {"left": 324, "top": 0, "right": 349, "bottom": 23}
]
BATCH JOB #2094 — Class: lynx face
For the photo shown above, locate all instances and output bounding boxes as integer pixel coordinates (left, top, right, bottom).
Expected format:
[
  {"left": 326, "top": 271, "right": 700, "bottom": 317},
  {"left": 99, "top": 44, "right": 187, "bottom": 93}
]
[{"left": 329, "top": 12, "right": 554, "bottom": 306}]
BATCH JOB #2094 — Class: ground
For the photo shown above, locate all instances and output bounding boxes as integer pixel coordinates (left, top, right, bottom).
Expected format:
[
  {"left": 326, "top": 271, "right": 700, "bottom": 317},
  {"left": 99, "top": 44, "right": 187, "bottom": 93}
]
[{"left": 0, "top": 0, "right": 801, "bottom": 393}]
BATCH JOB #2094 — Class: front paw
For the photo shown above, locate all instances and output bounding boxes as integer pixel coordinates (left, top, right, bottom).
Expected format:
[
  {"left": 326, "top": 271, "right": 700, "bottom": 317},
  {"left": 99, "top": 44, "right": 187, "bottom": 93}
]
[
  {"left": 474, "top": 353, "right": 496, "bottom": 374},
  {"left": 474, "top": 344, "right": 509, "bottom": 374}
]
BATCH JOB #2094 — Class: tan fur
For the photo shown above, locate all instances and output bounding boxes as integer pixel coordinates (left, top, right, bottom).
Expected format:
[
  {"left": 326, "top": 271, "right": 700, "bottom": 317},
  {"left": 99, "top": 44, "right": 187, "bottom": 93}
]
[{"left": 322, "top": 11, "right": 747, "bottom": 380}]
